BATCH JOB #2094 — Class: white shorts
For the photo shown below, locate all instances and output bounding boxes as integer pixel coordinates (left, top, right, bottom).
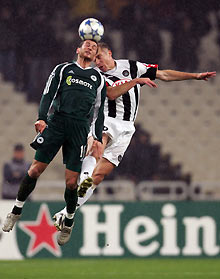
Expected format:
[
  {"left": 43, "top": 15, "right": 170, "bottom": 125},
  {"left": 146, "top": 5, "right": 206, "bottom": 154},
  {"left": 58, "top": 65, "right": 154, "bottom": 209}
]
[{"left": 103, "top": 116, "right": 135, "bottom": 166}]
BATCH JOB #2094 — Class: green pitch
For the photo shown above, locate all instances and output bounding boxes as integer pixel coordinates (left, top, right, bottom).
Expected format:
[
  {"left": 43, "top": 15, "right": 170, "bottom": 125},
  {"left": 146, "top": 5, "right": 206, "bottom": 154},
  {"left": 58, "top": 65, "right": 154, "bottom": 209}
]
[{"left": 0, "top": 259, "right": 220, "bottom": 279}]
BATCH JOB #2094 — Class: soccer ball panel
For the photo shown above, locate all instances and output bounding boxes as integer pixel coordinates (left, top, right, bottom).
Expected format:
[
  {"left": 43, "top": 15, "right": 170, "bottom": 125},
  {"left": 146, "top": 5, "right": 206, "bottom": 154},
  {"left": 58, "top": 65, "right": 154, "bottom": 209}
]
[{"left": 78, "top": 18, "right": 104, "bottom": 42}]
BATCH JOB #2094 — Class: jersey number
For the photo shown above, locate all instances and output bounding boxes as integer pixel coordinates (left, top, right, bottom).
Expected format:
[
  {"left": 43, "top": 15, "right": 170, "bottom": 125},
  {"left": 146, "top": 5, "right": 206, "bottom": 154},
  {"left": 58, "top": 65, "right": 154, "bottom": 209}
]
[{"left": 80, "top": 145, "right": 87, "bottom": 161}]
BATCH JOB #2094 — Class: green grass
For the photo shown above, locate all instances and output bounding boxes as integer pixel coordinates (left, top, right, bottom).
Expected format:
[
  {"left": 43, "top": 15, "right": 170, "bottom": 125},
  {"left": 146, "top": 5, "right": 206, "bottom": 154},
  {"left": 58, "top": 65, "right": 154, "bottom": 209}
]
[{"left": 0, "top": 259, "right": 220, "bottom": 279}]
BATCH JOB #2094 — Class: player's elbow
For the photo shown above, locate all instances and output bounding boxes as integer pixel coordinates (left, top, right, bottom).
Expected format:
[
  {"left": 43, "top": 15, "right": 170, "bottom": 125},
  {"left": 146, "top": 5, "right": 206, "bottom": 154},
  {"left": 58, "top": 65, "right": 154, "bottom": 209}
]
[
  {"left": 157, "top": 70, "right": 170, "bottom": 82},
  {"left": 160, "top": 74, "right": 170, "bottom": 82},
  {"left": 107, "top": 94, "right": 116, "bottom": 100}
]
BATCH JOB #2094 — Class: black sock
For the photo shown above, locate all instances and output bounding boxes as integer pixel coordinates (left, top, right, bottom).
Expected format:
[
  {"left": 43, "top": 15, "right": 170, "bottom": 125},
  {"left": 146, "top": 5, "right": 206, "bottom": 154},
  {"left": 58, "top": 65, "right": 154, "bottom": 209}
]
[
  {"left": 12, "top": 206, "right": 22, "bottom": 215},
  {"left": 65, "top": 217, "right": 74, "bottom": 227},
  {"left": 64, "top": 187, "right": 77, "bottom": 227},
  {"left": 12, "top": 173, "right": 37, "bottom": 215}
]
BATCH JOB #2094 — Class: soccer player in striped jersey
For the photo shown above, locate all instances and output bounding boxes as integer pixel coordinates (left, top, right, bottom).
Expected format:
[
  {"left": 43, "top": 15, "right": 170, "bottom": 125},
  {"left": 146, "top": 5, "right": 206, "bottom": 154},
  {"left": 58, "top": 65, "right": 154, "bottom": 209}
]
[{"left": 53, "top": 42, "right": 216, "bottom": 230}]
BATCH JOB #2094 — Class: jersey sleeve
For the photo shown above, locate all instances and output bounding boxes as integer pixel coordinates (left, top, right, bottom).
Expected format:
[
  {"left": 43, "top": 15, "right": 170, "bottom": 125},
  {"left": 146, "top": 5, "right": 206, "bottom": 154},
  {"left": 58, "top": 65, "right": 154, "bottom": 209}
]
[
  {"left": 137, "top": 62, "right": 158, "bottom": 80},
  {"left": 90, "top": 74, "right": 107, "bottom": 142},
  {"left": 38, "top": 63, "right": 66, "bottom": 122}
]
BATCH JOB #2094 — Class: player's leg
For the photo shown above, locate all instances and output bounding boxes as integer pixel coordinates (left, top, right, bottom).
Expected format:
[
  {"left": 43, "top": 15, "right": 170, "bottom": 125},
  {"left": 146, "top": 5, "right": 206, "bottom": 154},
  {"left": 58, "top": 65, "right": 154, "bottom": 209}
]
[
  {"left": 77, "top": 157, "right": 115, "bottom": 209},
  {"left": 77, "top": 136, "right": 96, "bottom": 197},
  {"left": 77, "top": 133, "right": 109, "bottom": 197},
  {"left": 54, "top": 156, "right": 115, "bottom": 232},
  {"left": 57, "top": 168, "right": 79, "bottom": 246},
  {"left": 57, "top": 119, "right": 88, "bottom": 245},
  {"left": 77, "top": 123, "right": 135, "bottom": 206},
  {"left": 53, "top": 134, "right": 109, "bottom": 230},
  {"left": 93, "top": 157, "right": 115, "bottom": 185},
  {"left": 2, "top": 115, "right": 64, "bottom": 232},
  {"left": 2, "top": 160, "right": 48, "bottom": 232}
]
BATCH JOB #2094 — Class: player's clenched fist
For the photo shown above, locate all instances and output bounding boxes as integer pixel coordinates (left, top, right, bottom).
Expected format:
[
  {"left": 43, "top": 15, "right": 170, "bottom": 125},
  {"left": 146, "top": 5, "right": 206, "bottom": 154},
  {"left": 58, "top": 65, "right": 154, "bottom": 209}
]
[
  {"left": 34, "top": 120, "right": 47, "bottom": 133},
  {"left": 92, "top": 140, "right": 104, "bottom": 160}
]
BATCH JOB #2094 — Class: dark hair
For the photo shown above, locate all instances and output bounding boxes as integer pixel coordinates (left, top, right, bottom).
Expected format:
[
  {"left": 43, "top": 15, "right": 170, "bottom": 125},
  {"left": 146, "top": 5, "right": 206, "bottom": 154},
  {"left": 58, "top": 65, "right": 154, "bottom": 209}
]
[
  {"left": 77, "top": 39, "right": 98, "bottom": 48},
  {"left": 98, "top": 42, "right": 112, "bottom": 51},
  {"left": 14, "top": 143, "right": 24, "bottom": 151}
]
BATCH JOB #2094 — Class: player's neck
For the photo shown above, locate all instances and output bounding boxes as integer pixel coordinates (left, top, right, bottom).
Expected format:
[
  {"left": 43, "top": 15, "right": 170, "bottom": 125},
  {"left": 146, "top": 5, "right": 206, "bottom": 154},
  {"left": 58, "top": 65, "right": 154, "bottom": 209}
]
[
  {"left": 76, "top": 57, "right": 92, "bottom": 69},
  {"left": 108, "top": 59, "right": 116, "bottom": 71}
]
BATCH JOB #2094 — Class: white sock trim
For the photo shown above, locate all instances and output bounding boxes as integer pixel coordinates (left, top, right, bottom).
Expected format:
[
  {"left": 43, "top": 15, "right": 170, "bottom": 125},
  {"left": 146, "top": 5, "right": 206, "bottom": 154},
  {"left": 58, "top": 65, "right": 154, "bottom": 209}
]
[
  {"left": 66, "top": 213, "right": 74, "bottom": 219},
  {"left": 15, "top": 199, "right": 25, "bottom": 208}
]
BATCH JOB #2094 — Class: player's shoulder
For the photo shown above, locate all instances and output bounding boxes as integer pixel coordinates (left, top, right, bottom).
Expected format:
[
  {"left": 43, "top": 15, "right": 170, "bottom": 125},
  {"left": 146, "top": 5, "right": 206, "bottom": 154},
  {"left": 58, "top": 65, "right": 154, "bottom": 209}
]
[
  {"left": 115, "top": 59, "right": 130, "bottom": 66},
  {"left": 116, "top": 59, "right": 142, "bottom": 70},
  {"left": 53, "top": 62, "right": 73, "bottom": 74}
]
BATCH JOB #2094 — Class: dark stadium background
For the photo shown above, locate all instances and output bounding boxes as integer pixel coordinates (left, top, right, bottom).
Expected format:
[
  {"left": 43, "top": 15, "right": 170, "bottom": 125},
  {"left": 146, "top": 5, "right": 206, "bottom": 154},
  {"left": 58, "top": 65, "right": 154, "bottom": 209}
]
[{"left": 1, "top": 0, "right": 220, "bottom": 202}]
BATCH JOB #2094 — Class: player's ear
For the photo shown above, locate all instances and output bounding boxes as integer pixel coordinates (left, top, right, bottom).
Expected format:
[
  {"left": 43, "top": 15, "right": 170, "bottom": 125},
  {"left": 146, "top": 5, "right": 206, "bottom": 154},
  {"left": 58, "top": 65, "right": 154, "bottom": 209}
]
[{"left": 76, "top": 47, "right": 80, "bottom": 54}]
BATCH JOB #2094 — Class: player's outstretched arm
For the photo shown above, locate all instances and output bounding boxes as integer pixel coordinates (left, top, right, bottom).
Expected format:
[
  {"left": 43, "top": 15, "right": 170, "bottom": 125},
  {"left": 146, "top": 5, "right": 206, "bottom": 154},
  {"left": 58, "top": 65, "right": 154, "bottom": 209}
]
[
  {"left": 156, "top": 70, "right": 216, "bottom": 82},
  {"left": 107, "top": 78, "right": 157, "bottom": 100}
]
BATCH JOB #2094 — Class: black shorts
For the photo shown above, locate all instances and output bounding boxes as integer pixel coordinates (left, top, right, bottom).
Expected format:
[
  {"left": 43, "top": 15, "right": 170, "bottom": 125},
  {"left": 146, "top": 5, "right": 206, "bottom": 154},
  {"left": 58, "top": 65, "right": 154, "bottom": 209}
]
[{"left": 34, "top": 113, "right": 89, "bottom": 172}]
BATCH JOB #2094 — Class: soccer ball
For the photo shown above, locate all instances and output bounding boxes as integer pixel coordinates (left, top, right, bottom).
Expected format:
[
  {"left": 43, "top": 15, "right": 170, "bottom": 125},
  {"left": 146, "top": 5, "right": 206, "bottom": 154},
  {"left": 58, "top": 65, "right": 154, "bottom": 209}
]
[{"left": 78, "top": 18, "right": 104, "bottom": 42}]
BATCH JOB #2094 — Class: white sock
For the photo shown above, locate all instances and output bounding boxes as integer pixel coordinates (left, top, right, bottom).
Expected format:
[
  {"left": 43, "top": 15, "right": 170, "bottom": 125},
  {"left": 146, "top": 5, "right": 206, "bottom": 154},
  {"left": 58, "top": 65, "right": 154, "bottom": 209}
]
[
  {"left": 66, "top": 213, "right": 74, "bottom": 219},
  {"left": 79, "top": 155, "right": 96, "bottom": 184},
  {"left": 59, "top": 207, "right": 67, "bottom": 215},
  {"left": 77, "top": 185, "right": 97, "bottom": 208}
]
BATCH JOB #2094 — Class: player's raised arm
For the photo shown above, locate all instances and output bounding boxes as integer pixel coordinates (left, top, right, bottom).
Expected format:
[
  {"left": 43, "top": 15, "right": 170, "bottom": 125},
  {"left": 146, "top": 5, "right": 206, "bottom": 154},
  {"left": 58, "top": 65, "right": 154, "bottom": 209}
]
[
  {"left": 38, "top": 63, "right": 67, "bottom": 122},
  {"left": 107, "top": 78, "right": 157, "bottom": 100},
  {"left": 156, "top": 69, "right": 216, "bottom": 82}
]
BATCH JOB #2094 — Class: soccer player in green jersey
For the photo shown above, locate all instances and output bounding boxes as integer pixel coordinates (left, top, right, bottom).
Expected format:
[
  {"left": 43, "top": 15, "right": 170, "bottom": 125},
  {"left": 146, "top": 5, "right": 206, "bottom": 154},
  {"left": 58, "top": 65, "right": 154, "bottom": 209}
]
[{"left": 2, "top": 39, "right": 107, "bottom": 245}]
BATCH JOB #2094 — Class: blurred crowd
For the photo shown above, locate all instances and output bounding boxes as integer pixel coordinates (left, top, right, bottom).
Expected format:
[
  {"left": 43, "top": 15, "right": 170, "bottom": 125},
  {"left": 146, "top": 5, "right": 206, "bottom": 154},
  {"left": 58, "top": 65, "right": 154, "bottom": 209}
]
[
  {"left": 2, "top": 144, "right": 31, "bottom": 199},
  {"left": 1, "top": 0, "right": 220, "bottom": 102}
]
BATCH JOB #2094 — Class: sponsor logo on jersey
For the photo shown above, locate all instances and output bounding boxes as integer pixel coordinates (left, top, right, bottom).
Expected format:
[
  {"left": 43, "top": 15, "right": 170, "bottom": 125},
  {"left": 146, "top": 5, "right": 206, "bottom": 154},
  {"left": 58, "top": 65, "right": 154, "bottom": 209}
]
[
  {"left": 91, "top": 75, "right": 97, "bottom": 81},
  {"left": 112, "top": 78, "right": 131, "bottom": 87},
  {"left": 66, "top": 75, "right": 93, "bottom": 89},
  {"left": 122, "top": 70, "right": 129, "bottom": 77}
]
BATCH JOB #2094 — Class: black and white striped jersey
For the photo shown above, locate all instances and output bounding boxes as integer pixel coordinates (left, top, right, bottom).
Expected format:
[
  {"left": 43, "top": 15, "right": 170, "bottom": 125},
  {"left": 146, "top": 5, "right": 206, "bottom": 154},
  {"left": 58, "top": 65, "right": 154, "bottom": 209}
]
[{"left": 96, "top": 59, "right": 158, "bottom": 122}]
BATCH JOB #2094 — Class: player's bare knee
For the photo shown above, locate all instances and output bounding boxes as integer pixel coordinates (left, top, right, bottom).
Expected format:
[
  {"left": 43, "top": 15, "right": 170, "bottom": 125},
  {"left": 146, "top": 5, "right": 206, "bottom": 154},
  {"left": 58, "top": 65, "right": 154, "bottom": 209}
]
[
  {"left": 66, "top": 178, "right": 78, "bottom": 190},
  {"left": 28, "top": 165, "right": 43, "bottom": 179}
]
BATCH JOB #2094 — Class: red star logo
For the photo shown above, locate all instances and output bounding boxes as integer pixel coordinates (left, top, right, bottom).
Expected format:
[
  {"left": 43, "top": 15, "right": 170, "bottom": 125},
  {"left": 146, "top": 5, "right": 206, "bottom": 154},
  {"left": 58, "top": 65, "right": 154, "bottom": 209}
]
[{"left": 18, "top": 204, "right": 62, "bottom": 257}]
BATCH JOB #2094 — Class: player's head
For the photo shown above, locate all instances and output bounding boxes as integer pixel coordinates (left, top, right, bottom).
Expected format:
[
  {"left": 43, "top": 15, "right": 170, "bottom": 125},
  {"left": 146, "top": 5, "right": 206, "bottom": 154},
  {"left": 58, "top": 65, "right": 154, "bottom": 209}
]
[
  {"left": 13, "top": 143, "right": 25, "bottom": 160},
  {"left": 95, "top": 42, "right": 115, "bottom": 72},
  {"left": 76, "top": 40, "right": 98, "bottom": 62}
]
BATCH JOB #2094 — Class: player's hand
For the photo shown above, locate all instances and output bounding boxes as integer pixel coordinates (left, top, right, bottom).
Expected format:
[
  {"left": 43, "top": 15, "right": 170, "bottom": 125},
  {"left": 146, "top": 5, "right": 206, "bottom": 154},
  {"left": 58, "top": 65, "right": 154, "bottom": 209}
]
[
  {"left": 35, "top": 120, "right": 47, "bottom": 133},
  {"left": 196, "top": 71, "right": 216, "bottom": 81},
  {"left": 136, "top": 78, "right": 157, "bottom": 88},
  {"left": 92, "top": 140, "right": 104, "bottom": 160}
]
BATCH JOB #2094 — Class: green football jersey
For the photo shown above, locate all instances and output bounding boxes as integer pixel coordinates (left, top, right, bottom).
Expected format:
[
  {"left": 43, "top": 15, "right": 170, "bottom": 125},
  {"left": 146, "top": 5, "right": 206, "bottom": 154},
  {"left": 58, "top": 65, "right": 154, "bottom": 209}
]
[{"left": 38, "top": 61, "right": 106, "bottom": 142}]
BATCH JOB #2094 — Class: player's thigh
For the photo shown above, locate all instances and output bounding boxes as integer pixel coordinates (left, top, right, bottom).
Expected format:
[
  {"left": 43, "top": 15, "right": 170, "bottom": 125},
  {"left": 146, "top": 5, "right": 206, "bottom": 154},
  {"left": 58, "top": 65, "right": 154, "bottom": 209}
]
[
  {"left": 103, "top": 131, "right": 134, "bottom": 167},
  {"left": 90, "top": 133, "right": 109, "bottom": 160},
  {"left": 93, "top": 157, "right": 115, "bottom": 179},
  {"left": 63, "top": 121, "right": 89, "bottom": 173},
  {"left": 28, "top": 159, "right": 48, "bottom": 178},
  {"left": 34, "top": 115, "right": 65, "bottom": 164}
]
